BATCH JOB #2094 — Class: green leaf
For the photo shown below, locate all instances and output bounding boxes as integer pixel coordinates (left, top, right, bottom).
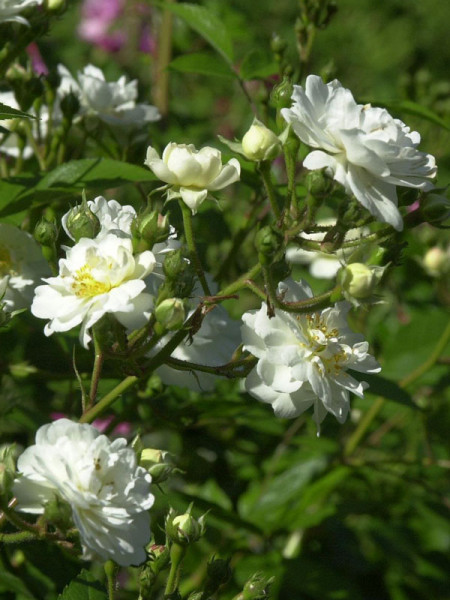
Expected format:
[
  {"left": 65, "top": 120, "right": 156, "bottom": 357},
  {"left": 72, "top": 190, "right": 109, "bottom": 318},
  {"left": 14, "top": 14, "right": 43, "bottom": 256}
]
[
  {"left": 35, "top": 158, "right": 156, "bottom": 189},
  {"left": 238, "top": 457, "right": 328, "bottom": 533},
  {"left": 168, "top": 52, "right": 236, "bottom": 78},
  {"left": 58, "top": 570, "right": 107, "bottom": 600},
  {"left": 0, "top": 102, "right": 35, "bottom": 120},
  {"left": 0, "top": 159, "right": 156, "bottom": 217},
  {"left": 349, "top": 371, "right": 418, "bottom": 409},
  {"left": 239, "top": 49, "right": 278, "bottom": 80},
  {"left": 0, "top": 571, "right": 35, "bottom": 598},
  {"left": 161, "top": 2, "right": 233, "bottom": 63},
  {"left": 372, "top": 99, "right": 450, "bottom": 130}
]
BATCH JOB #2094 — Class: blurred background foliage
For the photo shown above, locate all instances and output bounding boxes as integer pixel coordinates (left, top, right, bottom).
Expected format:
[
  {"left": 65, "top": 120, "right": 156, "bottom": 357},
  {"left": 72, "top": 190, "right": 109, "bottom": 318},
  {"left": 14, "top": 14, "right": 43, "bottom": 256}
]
[{"left": 1, "top": 1, "right": 449, "bottom": 599}]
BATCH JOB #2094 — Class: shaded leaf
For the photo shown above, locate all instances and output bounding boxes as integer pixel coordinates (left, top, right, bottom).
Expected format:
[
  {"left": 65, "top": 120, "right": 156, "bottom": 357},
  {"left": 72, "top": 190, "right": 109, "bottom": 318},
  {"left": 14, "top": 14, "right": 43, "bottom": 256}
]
[
  {"left": 0, "top": 571, "right": 35, "bottom": 598},
  {"left": 58, "top": 570, "right": 107, "bottom": 600},
  {"left": 239, "top": 49, "right": 278, "bottom": 80},
  {"left": 349, "top": 371, "right": 418, "bottom": 409},
  {"left": 0, "top": 102, "right": 35, "bottom": 120},
  {"left": 169, "top": 52, "right": 236, "bottom": 78},
  {"left": 161, "top": 2, "right": 233, "bottom": 62},
  {"left": 36, "top": 158, "right": 156, "bottom": 189}
]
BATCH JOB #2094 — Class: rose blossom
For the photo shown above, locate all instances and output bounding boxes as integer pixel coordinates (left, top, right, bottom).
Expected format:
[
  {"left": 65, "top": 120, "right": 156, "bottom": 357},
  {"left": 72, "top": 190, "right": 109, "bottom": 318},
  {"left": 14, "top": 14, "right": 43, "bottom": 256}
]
[
  {"left": 144, "top": 143, "right": 241, "bottom": 214},
  {"left": 13, "top": 419, "right": 153, "bottom": 566},
  {"left": 0, "top": 223, "right": 50, "bottom": 310},
  {"left": 241, "top": 279, "right": 380, "bottom": 428},
  {"left": 57, "top": 64, "right": 160, "bottom": 127},
  {"left": 282, "top": 75, "right": 437, "bottom": 231},
  {"left": 31, "top": 234, "right": 155, "bottom": 348}
]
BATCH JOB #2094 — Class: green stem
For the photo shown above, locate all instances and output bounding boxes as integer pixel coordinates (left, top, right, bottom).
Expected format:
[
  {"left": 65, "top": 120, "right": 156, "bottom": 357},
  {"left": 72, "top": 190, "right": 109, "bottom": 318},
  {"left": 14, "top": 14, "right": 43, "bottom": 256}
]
[
  {"left": 23, "top": 121, "right": 46, "bottom": 171},
  {"left": 263, "top": 266, "right": 337, "bottom": 313},
  {"left": 180, "top": 200, "right": 211, "bottom": 295},
  {"left": 344, "top": 321, "right": 450, "bottom": 457},
  {"left": 79, "top": 375, "right": 138, "bottom": 424},
  {"left": 283, "top": 145, "right": 297, "bottom": 212},
  {"left": 88, "top": 328, "right": 104, "bottom": 408},
  {"left": 216, "top": 263, "right": 262, "bottom": 298},
  {"left": 165, "top": 542, "right": 186, "bottom": 596},
  {"left": 79, "top": 310, "right": 199, "bottom": 424},
  {"left": 104, "top": 560, "right": 117, "bottom": 600},
  {"left": 0, "top": 530, "right": 37, "bottom": 543},
  {"left": 259, "top": 161, "right": 281, "bottom": 219}
]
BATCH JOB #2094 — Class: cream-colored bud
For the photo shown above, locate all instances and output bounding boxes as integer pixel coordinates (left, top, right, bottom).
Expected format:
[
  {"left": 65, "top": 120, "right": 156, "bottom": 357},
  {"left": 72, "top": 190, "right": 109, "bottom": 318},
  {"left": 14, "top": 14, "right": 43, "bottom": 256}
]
[
  {"left": 422, "top": 247, "right": 449, "bottom": 277},
  {"left": 338, "top": 263, "right": 382, "bottom": 299},
  {"left": 241, "top": 119, "right": 281, "bottom": 162}
]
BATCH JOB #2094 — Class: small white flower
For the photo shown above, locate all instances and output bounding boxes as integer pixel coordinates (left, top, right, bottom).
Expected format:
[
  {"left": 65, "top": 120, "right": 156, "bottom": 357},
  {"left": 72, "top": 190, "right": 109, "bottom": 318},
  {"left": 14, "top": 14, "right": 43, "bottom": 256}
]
[
  {"left": 31, "top": 235, "right": 155, "bottom": 348},
  {"left": 421, "top": 246, "right": 450, "bottom": 277},
  {"left": 286, "top": 219, "right": 369, "bottom": 279},
  {"left": 241, "top": 279, "right": 380, "bottom": 428},
  {"left": 13, "top": 419, "right": 154, "bottom": 566},
  {"left": 57, "top": 64, "right": 160, "bottom": 127},
  {"left": 282, "top": 75, "right": 437, "bottom": 231},
  {"left": 0, "top": 0, "right": 42, "bottom": 26},
  {"left": 144, "top": 143, "right": 241, "bottom": 214},
  {"left": 0, "top": 223, "right": 50, "bottom": 310}
]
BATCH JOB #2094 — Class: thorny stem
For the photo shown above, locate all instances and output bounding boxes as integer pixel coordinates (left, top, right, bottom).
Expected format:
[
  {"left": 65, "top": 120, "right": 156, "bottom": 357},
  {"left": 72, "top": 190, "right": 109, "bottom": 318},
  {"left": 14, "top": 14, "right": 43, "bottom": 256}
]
[
  {"left": 180, "top": 200, "right": 211, "bottom": 295},
  {"left": 344, "top": 320, "right": 450, "bottom": 457},
  {"left": 78, "top": 309, "right": 201, "bottom": 424},
  {"left": 263, "top": 266, "right": 338, "bottom": 313},
  {"left": 0, "top": 530, "right": 37, "bottom": 543}
]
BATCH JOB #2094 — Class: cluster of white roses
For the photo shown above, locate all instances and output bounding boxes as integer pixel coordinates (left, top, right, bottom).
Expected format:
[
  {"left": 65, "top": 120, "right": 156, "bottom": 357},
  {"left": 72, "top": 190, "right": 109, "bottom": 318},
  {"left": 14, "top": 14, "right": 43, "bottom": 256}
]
[
  {"left": 0, "top": 64, "right": 161, "bottom": 160},
  {"left": 8, "top": 73, "right": 441, "bottom": 567}
]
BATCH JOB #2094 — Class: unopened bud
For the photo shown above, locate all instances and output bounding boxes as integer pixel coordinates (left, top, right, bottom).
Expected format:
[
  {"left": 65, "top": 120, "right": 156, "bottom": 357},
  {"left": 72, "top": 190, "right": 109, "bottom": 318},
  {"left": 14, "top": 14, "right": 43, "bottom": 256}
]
[
  {"left": 270, "top": 76, "right": 293, "bottom": 110},
  {"left": 140, "top": 448, "right": 178, "bottom": 484},
  {"left": 305, "top": 169, "right": 333, "bottom": 197},
  {"left": 163, "top": 249, "right": 187, "bottom": 279},
  {"left": 43, "top": 495, "right": 73, "bottom": 531},
  {"left": 270, "top": 34, "right": 287, "bottom": 55},
  {"left": 422, "top": 246, "right": 449, "bottom": 277},
  {"left": 239, "top": 573, "right": 275, "bottom": 600},
  {"left": 155, "top": 298, "right": 185, "bottom": 331},
  {"left": 60, "top": 92, "right": 80, "bottom": 121},
  {"left": 166, "top": 506, "right": 207, "bottom": 545},
  {"left": 65, "top": 195, "right": 101, "bottom": 242},
  {"left": 206, "top": 557, "right": 232, "bottom": 587},
  {"left": 132, "top": 210, "right": 170, "bottom": 252},
  {"left": 242, "top": 119, "right": 281, "bottom": 162},
  {"left": 44, "top": 0, "right": 66, "bottom": 13},
  {"left": 255, "top": 226, "right": 282, "bottom": 265},
  {"left": 338, "top": 262, "right": 384, "bottom": 300},
  {"left": 34, "top": 217, "right": 58, "bottom": 247},
  {"left": 0, "top": 445, "right": 17, "bottom": 497}
]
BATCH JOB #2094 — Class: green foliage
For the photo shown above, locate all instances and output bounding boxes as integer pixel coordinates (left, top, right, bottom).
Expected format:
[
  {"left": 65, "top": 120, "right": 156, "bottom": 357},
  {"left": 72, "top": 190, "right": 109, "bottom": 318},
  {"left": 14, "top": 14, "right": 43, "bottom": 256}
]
[{"left": 58, "top": 570, "right": 107, "bottom": 600}]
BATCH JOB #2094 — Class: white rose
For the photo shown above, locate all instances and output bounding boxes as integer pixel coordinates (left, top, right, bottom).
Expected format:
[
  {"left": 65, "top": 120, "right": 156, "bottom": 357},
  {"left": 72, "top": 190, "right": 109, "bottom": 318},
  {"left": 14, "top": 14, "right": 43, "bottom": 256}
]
[
  {"left": 13, "top": 419, "right": 154, "bottom": 566},
  {"left": 241, "top": 279, "right": 380, "bottom": 429},
  {"left": 144, "top": 143, "right": 241, "bottom": 214},
  {"left": 31, "top": 234, "right": 155, "bottom": 348},
  {"left": 282, "top": 75, "right": 437, "bottom": 231},
  {"left": 0, "top": 224, "right": 50, "bottom": 310},
  {"left": 57, "top": 64, "right": 160, "bottom": 127}
]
